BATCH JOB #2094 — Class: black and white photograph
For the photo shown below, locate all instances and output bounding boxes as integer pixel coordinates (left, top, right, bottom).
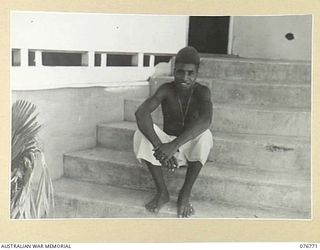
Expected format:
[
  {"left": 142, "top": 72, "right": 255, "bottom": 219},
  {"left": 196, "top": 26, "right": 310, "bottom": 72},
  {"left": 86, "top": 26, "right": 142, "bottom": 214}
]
[{"left": 10, "top": 11, "right": 312, "bottom": 219}]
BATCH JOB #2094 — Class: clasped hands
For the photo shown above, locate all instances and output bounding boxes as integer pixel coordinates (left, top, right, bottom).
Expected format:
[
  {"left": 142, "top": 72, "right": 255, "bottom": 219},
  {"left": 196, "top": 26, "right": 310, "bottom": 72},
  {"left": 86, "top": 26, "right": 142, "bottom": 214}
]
[{"left": 153, "top": 141, "right": 179, "bottom": 172}]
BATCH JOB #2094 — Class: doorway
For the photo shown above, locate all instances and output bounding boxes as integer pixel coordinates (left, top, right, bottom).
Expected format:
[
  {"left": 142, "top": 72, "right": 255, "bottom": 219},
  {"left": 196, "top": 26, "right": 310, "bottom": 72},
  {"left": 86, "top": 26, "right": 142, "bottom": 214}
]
[{"left": 188, "top": 16, "right": 230, "bottom": 54}]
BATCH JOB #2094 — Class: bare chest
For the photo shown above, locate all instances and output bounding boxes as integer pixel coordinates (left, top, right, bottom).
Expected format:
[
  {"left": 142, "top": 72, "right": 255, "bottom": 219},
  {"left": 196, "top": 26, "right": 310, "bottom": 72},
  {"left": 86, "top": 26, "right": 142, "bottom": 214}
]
[{"left": 161, "top": 92, "right": 199, "bottom": 123}]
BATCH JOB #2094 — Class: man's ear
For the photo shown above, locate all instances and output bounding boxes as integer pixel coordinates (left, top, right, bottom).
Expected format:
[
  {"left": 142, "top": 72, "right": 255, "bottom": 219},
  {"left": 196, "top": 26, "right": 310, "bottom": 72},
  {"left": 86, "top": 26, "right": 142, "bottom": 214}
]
[{"left": 196, "top": 65, "right": 200, "bottom": 72}]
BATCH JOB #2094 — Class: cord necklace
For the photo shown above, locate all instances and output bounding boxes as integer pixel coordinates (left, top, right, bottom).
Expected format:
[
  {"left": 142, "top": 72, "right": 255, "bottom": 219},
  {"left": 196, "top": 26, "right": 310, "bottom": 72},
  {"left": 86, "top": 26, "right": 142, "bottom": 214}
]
[{"left": 177, "top": 85, "right": 195, "bottom": 127}]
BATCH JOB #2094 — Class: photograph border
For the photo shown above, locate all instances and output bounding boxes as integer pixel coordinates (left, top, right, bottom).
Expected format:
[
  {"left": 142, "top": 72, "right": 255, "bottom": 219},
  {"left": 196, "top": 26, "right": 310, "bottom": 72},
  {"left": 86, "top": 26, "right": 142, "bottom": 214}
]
[{"left": 1, "top": 0, "right": 319, "bottom": 242}]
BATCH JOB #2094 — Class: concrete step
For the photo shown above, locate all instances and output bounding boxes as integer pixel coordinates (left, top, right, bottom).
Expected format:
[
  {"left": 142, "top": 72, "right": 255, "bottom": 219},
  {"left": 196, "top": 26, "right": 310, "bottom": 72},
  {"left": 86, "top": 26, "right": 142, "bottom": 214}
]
[
  {"left": 123, "top": 99, "right": 310, "bottom": 137},
  {"left": 97, "top": 121, "right": 310, "bottom": 173},
  {"left": 211, "top": 131, "right": 310, "bottom": 173},
  {"left": 149, "top": 76, "right": 311, "bottom": 109},
  {"left": 54, "top": 178, "right": 310, "bottom": 219},
  {"left": 212, "top": 104, "right": 310, "bottom": 137},
  {"left": 53, "top": 177, "right": 310, "bottom": 219},
  {"left": 197, "top": 57, "right": 311, "bottom": 82},
  {"left": 124, "top": 98, "right": 163, "bottom": 125},
  {"left": 63, "top": 147, "right": 311, "bottom": 213}
]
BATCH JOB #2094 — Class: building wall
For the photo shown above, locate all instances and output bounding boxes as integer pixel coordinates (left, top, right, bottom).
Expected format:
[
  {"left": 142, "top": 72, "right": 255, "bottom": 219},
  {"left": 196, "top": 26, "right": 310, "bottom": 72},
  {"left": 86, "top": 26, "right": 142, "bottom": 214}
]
[
  {"left": 11, "top": 12, "right": 187, "bottom": 90},
  {"left": 12, "top": 84, "right": 149, "bottom": 180},
  {"left": 231, "top": 15, "right": 312, "bottom": 61},
  {"left": 11, "top": 12, "right": 188, "bottom": 54},
  {"left": 12, "top": 12, "right": 311, "bottom": 62},
  {"left": 10, "top": 13, "right": 312, "bottom": 182}
]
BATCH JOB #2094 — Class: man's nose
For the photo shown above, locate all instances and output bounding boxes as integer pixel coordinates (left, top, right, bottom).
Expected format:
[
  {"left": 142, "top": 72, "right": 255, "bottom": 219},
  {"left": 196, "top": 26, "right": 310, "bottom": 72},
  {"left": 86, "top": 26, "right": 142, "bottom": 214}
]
[{"left": 182, "top": 72, "right": 189, "bottom": 81}]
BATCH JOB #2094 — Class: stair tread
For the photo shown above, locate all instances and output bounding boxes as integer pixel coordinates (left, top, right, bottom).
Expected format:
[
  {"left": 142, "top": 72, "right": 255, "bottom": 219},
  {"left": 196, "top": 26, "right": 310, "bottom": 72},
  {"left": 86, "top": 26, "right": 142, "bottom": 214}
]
[
  {"left": 199, "top": 56, "right": 311, "bottom": 65},
  {"left": 126, "top": 98, "right": 310, "bottom": 113},
  {"left": 212, "top": 103, "right": 310, "bottom": 112},
  {"left": 151, "top": 76, "right": 311, "bottom": 87},
  {"left": 53, "top": 177, "right": 309, "bottom": 218},
  {"left": 65, "top": 147, "right": 310, "bottom": 187},
  {"left": 98, "top": 121, "right": 310, "bottom": 144}
]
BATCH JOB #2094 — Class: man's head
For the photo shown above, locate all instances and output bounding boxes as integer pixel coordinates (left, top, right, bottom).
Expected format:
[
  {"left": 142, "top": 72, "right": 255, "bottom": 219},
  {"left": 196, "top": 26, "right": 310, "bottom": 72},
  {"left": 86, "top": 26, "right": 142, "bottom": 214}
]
[{"left": 174, "top": 46, "right": 200, "bottom": 89}]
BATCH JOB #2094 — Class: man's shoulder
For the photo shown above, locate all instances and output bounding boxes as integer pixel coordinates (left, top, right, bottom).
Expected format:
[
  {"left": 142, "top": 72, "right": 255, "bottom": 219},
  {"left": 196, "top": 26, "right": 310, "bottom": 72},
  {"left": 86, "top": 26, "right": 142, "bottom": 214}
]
[
  {"left": 195, "top": 82, "right": 210, "bottom": 91},
  {"left": 159, "top": 81, "right": 175, "bottom": 89},
  {"left": 156, "top": 81, "right": 175, "bottom": 93},
  {"left": 195, "top": 82, "right": 211, "bottom": 98},
  {"left": 152, "top": 81, "right": 175, "bottom": 101}
]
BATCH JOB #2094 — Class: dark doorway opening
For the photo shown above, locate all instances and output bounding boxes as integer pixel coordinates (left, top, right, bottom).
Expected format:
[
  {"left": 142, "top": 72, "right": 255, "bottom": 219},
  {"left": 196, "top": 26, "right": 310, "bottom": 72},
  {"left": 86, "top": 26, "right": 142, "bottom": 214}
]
[{"left": 188, "top": 16, "right": 230, "bottom": 54}]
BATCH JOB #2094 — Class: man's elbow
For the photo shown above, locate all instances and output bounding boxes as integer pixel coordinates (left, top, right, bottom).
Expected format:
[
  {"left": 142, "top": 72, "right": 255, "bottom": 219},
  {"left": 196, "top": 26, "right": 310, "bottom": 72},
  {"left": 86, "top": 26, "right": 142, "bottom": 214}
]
[
  {"left": 201, "top": 115, "right": 212, "bottom": 129},
  {"left": 206, "top": 118, "right": 212, "bottom": 129},
  {"left": 208, "top": 115, "right": 212, "bottom": 126},
  {"left": 135, "top": 106, "right": 146, "bottom": 122},
  {"left": 134, "top": 108, "right": 139, "bottom": 118},
  {"left": 135, "top": 108, "right": 142, "bottom": 121}
]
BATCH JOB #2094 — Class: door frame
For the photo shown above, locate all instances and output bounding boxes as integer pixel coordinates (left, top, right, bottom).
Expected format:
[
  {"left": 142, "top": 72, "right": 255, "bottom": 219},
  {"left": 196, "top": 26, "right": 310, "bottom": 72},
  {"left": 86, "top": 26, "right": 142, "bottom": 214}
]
[
  {"left": 185, "top": 16, "right": 234, "bottom": 55},
  {"left": 227, "top": 16, "right": 234, "bottom": 55}
]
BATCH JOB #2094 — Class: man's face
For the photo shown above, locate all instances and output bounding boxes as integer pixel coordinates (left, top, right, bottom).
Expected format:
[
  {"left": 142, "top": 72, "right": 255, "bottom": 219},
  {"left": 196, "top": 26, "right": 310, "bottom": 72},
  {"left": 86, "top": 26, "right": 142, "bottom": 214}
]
[{"left": 174, "top": 63, "right": 199, "bottom": 89}]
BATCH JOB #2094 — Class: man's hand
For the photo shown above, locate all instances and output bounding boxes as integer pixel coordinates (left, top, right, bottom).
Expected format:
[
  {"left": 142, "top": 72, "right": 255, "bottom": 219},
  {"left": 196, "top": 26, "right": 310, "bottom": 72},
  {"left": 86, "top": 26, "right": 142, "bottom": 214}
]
[
  {"left": 153, "top": 142, "right": 179, "bottom": 162},
  {"left": 165, "top": 156, "right": 179, "bottom": 171},
  {"left": 153, "top": 142, "right": 179, "bottom": 171}
]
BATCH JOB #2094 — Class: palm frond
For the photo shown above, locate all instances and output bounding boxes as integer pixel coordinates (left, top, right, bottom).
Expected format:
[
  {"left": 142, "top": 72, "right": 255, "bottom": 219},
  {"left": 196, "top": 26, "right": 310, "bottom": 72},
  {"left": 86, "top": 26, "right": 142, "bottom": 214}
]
[
  {"left": 12, "top": 100, "right": 37, "bottom": 138},
  {"left": 11, "top": 100, "right": 55, "bottom": 219},
  {"left": 11, "top": 100, "right": 41, "bottom": 163},
  {"left": 35, "top": 152, "right": 55, "bottom": 218}
]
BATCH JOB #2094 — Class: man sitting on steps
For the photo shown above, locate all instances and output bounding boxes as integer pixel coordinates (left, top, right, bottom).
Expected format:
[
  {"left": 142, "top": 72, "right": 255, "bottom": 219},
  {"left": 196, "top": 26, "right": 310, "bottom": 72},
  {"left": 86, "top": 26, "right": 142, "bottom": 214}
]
[{"left": 133, "top": 46, "right": 213, "bottom": 218}]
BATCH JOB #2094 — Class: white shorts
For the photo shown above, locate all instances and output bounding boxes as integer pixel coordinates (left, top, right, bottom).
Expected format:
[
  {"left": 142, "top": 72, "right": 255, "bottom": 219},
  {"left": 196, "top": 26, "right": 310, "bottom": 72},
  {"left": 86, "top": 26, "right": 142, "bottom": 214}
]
[{"left": 133, "top": 124, "right": 213, "bottom": 167}]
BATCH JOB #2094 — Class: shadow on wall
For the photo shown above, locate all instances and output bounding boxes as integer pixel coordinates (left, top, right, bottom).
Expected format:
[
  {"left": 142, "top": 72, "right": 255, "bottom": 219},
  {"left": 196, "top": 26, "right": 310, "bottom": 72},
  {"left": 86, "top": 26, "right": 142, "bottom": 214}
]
[{"left": 11, "top": 84, "right": 149, "bottom": 181}]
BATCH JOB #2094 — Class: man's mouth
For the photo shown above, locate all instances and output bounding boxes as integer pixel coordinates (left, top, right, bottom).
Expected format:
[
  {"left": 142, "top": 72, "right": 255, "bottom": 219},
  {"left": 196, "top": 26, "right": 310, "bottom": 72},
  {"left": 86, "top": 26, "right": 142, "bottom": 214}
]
[{"left": 180, "top": 82, "right": 193, "bottom": 88}]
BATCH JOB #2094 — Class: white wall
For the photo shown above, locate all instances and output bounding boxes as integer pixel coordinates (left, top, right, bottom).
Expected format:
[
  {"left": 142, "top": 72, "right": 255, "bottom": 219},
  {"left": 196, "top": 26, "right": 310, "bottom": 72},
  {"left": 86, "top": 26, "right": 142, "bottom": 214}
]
[
  {"left": 11, "top": 12, "right": 187, "bottom": 90},
  {"left": 12, "top": 85, "right": 149, "bottom": 180},
  {"left": 11, "top": 67, "right": 155, "bottom": 90},
  {"left": 231, "top": 15, "right": 312, "bottom": 61},
  {"left": 11, "top": 12, "right": 188, "bottom": 54}
]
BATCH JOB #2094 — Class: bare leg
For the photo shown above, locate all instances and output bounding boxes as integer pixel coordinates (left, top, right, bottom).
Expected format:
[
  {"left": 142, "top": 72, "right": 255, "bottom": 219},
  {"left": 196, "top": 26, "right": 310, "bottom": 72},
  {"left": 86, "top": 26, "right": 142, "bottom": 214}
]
[
  {"left": 144, "top": 160, "right": 170, "bottom": 213},
  {"left": 177, "top": 161, "right": 203, "bottom": 218}
]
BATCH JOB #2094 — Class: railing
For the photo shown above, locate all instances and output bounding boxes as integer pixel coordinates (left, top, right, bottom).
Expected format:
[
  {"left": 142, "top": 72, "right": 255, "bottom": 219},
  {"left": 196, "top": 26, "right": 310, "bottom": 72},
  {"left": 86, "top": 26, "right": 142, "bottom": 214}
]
[{"left": 11, "top": 48, "right": 174, "bottom": 90}]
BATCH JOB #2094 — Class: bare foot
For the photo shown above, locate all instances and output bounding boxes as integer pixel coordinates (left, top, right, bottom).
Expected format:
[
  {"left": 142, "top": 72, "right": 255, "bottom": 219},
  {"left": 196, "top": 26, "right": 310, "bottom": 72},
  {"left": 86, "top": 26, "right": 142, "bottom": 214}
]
[
  {"left": 177, "top": 190, "right": 195, "bottom": 218},
  {"left": 145, "top": 191, "right": 170, "bottom": 214}
]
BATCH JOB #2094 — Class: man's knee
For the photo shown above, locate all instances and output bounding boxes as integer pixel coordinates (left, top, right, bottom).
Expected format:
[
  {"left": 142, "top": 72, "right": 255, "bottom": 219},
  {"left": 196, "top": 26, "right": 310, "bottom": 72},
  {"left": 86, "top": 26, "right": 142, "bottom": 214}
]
[
  {"left": 194, "top": 129, "right": 213, "bottom": 148},
  {"left": 187, "top": 161, "right": 203, "bottom": 168}
]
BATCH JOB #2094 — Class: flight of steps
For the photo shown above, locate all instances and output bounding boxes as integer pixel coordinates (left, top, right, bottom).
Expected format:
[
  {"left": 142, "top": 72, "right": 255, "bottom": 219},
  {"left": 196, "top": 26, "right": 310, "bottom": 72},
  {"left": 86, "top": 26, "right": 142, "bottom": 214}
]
[{"left": 53, "top": 56, "right": 311, "bottom": 219}]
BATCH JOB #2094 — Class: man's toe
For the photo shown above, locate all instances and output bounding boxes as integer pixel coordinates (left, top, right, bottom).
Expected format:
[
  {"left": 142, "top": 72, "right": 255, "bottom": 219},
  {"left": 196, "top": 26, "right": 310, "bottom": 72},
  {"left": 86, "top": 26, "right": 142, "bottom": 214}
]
[
  {"left": 177, "top": 207, "right": 183, "bottom": 218},
  {"left": 183, "top": 207, "right": 189, "bottom": 218},
  {"left": 188, "top": 204, "right": 195, "bottom": 216}
]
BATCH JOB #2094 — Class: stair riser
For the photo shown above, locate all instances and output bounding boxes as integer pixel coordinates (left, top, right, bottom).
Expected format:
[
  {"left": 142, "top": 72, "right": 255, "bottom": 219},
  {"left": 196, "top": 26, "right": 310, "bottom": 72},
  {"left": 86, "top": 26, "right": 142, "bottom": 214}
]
[
  {"left": 198, "top": 59, "right": 311, "bottom": 82},
  {"left": 189, "top": 175, "right": 310, "bottom": 213},
  {"left": 53, "top": 192, "right": 310, "bottom": 219},
  {"left": 149, "top": 78, "right": 311, "bottom": 108},
  {"left": 212, "top": 106, "right": 310, "bottom": 137},
  {"left": 97, "top": 125, "right": 134, "bottom": 152},
  {"left": 97, "top": 125, "right": 310, "bottom": 172},
  {"left": 64, "top": 155, "right": 159, "bottom": 191},
  {"left": 124, "top": 99, "right": 310, "bottom": 137},
  {"left": 211, "top": 139, "right": 310, "bottom": 173},
  {"left": 124, "top": 99, "right": 163, "bottom": 125},
  {"left": 53, "top": 195, "right": 173, "bottom": 218},
  {"left": 64, "top": 155, "right": 310, "bottom": 212},
  {"left": 210, "top": 82, "right": 310, "bottom": 108}
]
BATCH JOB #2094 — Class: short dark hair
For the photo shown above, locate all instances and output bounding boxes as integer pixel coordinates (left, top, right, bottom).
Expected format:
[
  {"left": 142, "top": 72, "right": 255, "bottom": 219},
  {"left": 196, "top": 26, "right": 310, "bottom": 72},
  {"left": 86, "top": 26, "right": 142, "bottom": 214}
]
[{"left": 175, "top": 46, "right": 200, "bottom": 66}]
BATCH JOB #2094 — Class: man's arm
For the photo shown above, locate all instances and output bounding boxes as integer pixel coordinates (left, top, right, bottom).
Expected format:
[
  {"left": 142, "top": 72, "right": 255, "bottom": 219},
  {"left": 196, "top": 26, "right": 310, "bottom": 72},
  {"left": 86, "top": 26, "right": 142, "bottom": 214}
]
[{"left": 135, "top": 85, "right": 167, "bottom": 148}]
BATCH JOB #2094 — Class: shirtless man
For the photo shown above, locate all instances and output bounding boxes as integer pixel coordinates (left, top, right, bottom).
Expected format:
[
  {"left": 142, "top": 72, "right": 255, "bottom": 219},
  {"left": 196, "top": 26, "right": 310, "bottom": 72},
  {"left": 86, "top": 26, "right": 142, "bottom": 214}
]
[{"left": 133, "top": 46, "right": 213, "bottom": 218}]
